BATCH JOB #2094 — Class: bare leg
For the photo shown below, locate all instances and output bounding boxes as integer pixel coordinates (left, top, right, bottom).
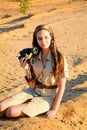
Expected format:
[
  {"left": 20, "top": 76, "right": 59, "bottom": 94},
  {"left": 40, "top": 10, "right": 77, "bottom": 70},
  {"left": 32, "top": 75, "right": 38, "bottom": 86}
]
[
  {"left": 5, "top": 103, "right": 28, "bottom": 118},
  {"left": 0, "top": 97, "right": 17, "bottom": 117}
]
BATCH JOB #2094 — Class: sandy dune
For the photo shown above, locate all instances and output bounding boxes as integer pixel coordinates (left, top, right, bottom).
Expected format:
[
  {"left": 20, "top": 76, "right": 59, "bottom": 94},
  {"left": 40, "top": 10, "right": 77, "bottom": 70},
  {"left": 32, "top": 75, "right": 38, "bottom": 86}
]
[{"left": 0, "top": 0, "right": 87, "bottom": 130}]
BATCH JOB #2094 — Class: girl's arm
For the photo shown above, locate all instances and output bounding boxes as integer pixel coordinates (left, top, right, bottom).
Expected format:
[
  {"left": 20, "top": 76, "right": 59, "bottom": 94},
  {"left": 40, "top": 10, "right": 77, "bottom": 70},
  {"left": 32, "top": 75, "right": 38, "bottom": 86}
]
[
  {"left": 20, "top": 58, "right": 35, "bottom": 89},
  {"left": 46, "top": 77, "right": 66, "bottom": 119}
]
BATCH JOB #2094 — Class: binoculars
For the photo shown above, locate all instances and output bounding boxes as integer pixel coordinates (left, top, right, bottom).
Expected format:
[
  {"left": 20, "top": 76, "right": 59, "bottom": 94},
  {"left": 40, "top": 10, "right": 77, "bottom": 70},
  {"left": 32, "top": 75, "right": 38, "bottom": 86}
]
[{"left": 18, "top": 47, "right": 38, "bottom": 64}]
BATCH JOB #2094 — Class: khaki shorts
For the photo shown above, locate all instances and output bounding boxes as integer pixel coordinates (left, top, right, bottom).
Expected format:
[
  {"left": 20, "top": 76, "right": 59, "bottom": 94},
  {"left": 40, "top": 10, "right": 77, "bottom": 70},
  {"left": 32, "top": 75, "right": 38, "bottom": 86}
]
[{"left": 12, "top": 88, "right": 54, "bottom": 117}]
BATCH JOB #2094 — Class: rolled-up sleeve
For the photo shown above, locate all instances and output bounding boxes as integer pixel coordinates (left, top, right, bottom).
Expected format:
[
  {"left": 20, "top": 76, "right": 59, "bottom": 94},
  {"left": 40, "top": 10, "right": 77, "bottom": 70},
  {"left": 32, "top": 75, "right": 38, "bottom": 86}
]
[{"left": 59, "top": 57, "right": 68, "bottom": 79}]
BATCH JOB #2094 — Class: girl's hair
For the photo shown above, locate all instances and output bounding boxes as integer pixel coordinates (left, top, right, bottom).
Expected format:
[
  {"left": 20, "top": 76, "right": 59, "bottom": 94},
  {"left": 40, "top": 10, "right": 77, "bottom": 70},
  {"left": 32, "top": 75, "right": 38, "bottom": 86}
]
[{"left": 32, "top": 24, "right": 64, "bottom": 77}]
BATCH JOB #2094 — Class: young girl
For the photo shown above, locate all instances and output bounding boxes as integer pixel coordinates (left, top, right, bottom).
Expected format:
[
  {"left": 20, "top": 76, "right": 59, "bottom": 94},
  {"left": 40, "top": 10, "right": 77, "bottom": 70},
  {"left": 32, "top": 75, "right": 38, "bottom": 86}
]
[{"left": 0, "top": 24, "right": 68, "bottom": 119}]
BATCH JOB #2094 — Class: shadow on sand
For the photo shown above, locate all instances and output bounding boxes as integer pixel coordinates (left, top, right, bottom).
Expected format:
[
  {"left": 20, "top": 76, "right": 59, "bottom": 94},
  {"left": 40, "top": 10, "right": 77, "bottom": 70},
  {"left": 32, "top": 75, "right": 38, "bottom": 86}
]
[
  {"left": 63, "top": 72, "right": 87, "bottom": 101},
  {"left": 2, "top": 14, "right": 34, "bottom": 25},
  {"left": 0, "top": 14, "right": 34, "bottom": 33},
  {"left": 0, "top": 24, "right": 24, "bottom": 33}
]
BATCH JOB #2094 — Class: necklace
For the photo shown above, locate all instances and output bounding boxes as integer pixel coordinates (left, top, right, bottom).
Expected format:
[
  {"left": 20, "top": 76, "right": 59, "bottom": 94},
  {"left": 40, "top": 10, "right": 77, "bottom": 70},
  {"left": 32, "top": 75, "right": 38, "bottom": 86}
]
[
  {"left": 41, "top": 49, "right": 49, "bottom": 66},
  {"left": 41, "top": 54, "right": 48, "bottom": 68}
]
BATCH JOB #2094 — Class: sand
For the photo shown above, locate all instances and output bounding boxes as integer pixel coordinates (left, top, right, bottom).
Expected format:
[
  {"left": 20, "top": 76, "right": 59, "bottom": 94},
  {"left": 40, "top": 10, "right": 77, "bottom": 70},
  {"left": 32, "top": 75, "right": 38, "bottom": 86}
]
[{"left": 0, "top": 0, "right": 87, "bottom": 130}]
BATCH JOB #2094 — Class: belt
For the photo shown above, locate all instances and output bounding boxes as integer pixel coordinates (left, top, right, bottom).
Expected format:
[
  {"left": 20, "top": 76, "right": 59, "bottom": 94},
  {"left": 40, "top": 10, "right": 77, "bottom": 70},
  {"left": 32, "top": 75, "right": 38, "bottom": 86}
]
[{"left": 36, "top": 80, "right": 57, "bottom": 89}]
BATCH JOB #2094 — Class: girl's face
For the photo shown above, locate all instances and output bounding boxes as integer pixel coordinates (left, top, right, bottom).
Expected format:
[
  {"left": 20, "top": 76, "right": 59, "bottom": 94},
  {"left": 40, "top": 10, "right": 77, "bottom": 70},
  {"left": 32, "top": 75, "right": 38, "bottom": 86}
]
[{"left": 36, "top": 29, "right": 51, "bottom": 50}]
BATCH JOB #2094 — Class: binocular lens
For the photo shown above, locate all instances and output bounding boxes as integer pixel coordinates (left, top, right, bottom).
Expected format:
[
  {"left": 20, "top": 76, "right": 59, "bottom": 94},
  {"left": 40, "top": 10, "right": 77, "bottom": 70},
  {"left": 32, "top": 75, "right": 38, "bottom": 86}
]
[
  {"left": 27, "top": 58, "right": 35, "bottom": 64},
  {"left": 30, "top": 58, "right": 35, "bottom": 64},
  {"left": 33, "top": 47, "right": 38, "bottom": 54}
]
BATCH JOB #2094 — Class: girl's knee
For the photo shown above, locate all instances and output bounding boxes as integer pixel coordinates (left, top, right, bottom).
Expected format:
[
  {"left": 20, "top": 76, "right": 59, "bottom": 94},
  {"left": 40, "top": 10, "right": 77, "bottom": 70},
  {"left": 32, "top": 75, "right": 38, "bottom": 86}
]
[
  {"left": 5, "top": 106, "right": 23, "bottom": 118},
  {"left": 5, "top": 107, "right": 14, "bottom": 118},
  {"left": 5, "top": 104, "right": 27, "bottom": 118},
  {"left": 0, "top": 97, "right": 13, "bottom": 112}
]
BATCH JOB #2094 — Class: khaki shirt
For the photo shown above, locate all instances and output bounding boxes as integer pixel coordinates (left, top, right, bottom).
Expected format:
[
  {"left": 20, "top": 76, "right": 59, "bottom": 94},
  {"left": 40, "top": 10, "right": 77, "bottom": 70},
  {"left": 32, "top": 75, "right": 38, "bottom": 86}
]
[
  {"left": 33, "top": 51, "right": 68, "bottom": 86},
  {"left": 33, "top": 51, "right": 68, "bottom": 97}
]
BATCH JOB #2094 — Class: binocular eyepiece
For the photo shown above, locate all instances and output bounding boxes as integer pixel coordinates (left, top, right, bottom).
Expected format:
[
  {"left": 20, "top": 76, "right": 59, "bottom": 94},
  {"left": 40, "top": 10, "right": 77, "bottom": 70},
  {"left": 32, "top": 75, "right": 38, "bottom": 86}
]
[{"left": 18, "top": 47, "right": 38, "bottom": 64}]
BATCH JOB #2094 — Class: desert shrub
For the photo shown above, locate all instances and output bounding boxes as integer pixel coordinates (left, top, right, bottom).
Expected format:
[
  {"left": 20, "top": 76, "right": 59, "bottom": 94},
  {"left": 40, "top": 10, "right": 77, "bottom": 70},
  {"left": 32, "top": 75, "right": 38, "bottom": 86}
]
[{"left": 19, "top": 0, "right": 32, "bottom": 14}]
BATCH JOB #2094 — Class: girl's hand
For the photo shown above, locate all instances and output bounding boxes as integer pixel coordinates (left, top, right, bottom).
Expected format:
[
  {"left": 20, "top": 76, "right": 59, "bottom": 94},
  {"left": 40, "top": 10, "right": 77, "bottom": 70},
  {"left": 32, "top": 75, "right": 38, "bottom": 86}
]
[
  {"left": 19, "top": 58, "right": 27, "bottom": 69},
  {"left": 46, "top": 109, "right": 57, "bottom": 119}
]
